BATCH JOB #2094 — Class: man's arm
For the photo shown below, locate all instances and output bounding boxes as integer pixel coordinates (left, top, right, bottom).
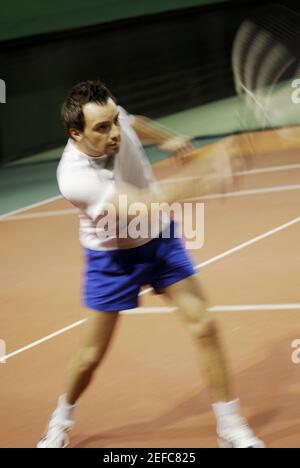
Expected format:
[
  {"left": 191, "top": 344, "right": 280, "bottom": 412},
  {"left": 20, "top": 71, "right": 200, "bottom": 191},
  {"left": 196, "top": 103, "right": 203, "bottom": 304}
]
[
  {"left": 111, "top": 162, "right": 221, "bottom": 221},
  {"left": 131, "top": 115, "right": 192, "bottom": 155}
]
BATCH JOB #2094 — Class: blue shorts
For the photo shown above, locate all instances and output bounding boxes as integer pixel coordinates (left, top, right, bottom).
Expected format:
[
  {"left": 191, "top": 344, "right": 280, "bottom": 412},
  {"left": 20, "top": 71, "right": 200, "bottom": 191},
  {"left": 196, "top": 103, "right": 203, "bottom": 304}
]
[{"left": 83, "top": 222, "right": 196, "bottom": 312}]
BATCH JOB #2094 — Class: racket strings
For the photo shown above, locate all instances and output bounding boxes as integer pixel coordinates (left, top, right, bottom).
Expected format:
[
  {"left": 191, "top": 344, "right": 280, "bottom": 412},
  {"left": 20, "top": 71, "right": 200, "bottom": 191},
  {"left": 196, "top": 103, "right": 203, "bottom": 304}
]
[{"left": 233, "top": 4, "right": 300, "bottom": 134}]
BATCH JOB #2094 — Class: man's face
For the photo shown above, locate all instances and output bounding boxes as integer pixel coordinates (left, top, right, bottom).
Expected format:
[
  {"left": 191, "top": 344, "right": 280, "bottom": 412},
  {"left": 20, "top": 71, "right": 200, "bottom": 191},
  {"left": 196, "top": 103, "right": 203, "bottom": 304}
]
[{"left": 71, "top": 98, "right": 121, "bottom": 157}]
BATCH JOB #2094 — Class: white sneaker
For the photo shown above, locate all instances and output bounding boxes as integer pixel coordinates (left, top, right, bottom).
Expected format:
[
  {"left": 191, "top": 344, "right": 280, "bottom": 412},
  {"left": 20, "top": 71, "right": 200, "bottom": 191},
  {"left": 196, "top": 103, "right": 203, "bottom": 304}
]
[
  {"left": 37, "top": 410, "right": 74, "bottom": 449},
  {"left": 217, "top": 416, "right": 265, "bottom": 448}
]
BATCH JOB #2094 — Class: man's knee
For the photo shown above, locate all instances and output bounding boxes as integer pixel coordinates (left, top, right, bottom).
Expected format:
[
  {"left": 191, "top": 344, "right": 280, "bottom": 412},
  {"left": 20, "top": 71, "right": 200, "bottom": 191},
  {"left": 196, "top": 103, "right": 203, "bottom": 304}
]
[
  {"left": 189, "top": 319, "right": 218, "bottom": 341},
  {"left": 77, "top": 347, "right": 102, "bottom": 373}
]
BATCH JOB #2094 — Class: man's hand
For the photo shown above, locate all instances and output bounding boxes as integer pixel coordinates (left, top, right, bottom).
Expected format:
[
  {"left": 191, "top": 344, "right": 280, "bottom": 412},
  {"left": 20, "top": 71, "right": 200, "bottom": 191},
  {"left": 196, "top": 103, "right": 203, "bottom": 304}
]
[
  {"left": 159, "top": 136, "right": 193, "bottom": 164},
  {"left": 158, "top": 135, "right": 192, "bottom": 153},
  {"left": 132, "top": 115, "right": 193, "bottom": 162}
]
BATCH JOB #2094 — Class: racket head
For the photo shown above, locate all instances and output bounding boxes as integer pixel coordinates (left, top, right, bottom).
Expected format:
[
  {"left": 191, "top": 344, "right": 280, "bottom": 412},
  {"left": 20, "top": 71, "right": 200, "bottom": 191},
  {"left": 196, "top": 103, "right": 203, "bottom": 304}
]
[{"left": 232, "top": 4, "right": 300, "bottom": 147}]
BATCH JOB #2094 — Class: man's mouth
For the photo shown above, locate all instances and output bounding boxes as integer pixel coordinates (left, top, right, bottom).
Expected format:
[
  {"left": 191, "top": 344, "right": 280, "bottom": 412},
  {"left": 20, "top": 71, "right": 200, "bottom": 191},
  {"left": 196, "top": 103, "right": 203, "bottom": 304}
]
[{"left": 108, "top": 143, "right": 120, "bottom": 150}]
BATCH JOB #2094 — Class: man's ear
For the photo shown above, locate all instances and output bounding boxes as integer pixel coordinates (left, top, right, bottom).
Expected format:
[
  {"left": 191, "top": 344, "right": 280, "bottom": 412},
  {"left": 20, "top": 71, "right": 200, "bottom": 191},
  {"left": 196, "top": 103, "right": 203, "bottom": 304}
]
[{"left": 70, "top": 128, "right": 83, "bottom": 142}]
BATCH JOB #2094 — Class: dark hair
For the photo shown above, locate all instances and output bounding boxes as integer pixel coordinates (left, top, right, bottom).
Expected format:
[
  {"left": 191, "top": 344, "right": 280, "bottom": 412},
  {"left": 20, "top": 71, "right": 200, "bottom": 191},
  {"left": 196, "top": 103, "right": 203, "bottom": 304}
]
[{"left": 61, "top": 80, "right": 116, "bottom": 136}]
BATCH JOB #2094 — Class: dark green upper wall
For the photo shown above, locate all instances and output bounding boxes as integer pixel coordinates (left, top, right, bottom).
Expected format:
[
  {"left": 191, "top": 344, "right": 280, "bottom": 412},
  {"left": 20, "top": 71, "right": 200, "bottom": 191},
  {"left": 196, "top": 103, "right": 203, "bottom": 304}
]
[{"left": 0, "top": 0, "right": 228, "bottom": 42}]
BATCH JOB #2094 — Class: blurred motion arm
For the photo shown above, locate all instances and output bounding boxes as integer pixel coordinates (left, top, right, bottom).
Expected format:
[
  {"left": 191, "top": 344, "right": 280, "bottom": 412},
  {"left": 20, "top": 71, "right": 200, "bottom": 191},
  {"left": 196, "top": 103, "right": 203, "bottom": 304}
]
[{"left": 132, "top": 115, "right": 192, "bottom": 156}]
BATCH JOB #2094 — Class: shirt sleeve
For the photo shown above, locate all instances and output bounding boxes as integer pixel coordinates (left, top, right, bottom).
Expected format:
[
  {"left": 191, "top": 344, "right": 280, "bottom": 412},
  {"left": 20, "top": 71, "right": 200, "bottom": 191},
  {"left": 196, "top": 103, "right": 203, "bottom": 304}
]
[
  {"left": 57, "top": 164, "right": 116, "bottom": 223},
  {"left": 118, "top": 105, "right": 135, "bottom": 126}
]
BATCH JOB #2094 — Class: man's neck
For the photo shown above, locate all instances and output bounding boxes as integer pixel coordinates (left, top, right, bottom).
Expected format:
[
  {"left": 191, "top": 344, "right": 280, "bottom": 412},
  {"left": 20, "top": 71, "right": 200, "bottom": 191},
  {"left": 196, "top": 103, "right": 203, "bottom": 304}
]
[{"left": 74, "top": 141, "right": 105, "bottom": 158}]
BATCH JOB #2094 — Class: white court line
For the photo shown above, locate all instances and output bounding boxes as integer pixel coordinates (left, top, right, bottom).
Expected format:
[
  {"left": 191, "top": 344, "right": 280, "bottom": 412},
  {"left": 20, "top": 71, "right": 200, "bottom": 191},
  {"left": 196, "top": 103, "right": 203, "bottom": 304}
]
[
  {"left": 0, "top": 209, "right": 78, "bottom": 221},
  {"left": 0, "top": 195, "right": 62, "bottom": 221},
  {"left": 234, "top": 163, "right": 300, "bottom": 177},
  {"left": 210, "top": 304, "right": 300, "bottom": 312},
  {"left": 188, "top": 184, "right": 300, "bottom": 201},
  {"left": 138, "top": 215, "right": 300, "bottom": 297},
  {"left": 124, "top": 304, "right": 300, "bottom": 314},
  {"left": 0, "top": 320, "right": 87, "bottom": 363},
  {"left": 1, "top": 215, "right": 300, "bottom": 363},
  {"left": 2, "top": 301, "right": 300, "bottom": 363},
  {"left": 197, "top": 216, "right": 300, "bottom": 269},
  {"left": 161, "top": 163, "right": 300, "bottom": 185},
  {"left": 2, "top": 184, "right": 300, "bottom": 222}
]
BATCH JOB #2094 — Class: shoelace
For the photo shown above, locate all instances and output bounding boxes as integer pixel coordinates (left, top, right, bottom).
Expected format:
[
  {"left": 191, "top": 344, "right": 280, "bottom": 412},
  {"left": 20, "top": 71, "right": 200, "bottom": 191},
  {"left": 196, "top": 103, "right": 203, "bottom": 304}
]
[
  {"left": 41, "top": 416, "right": 73, "bottom": 446},
  {"left": 219, "top": 416, "right": 254, "bottom": 442}
]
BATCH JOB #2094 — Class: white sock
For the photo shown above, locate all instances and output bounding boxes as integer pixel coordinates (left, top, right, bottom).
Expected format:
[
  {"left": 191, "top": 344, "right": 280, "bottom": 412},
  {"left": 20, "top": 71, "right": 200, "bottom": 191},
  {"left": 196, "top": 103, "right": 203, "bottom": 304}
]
[
  {"left": 56, "top": 394, "right": 76, "bottom": 421},
  {"left": 212, "top": 399, "right": 241, "bottom": 431}
]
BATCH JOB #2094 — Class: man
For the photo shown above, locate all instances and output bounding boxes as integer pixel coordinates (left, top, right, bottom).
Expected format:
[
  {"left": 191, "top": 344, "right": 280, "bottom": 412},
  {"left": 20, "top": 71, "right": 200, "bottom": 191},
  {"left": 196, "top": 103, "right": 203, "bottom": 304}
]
[{"left": 37, "top": 80, "right": 264, "bottom": 448}]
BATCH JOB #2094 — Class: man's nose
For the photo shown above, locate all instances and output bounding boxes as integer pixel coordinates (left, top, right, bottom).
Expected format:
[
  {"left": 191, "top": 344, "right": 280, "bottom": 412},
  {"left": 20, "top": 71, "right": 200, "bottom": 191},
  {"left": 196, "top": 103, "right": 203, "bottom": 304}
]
[{"left": 110, "top": 124, "right": 120, "bottom": 141}]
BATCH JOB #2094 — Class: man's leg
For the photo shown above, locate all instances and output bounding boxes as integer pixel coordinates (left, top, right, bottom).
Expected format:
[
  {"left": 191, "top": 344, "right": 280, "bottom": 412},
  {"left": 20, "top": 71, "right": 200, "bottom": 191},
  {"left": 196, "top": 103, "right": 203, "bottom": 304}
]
[
  {"left": 66, "top": 309, "right": 119, "bottom": 405},
  {"left": 161, "top": 275, "right": 264, "bottom": 448},
  {"left": 37, "top": 309, "right": 119, "bottom": 448},
  {"left": 161, "top": 275, "right": 231, "bottom": 402}
]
